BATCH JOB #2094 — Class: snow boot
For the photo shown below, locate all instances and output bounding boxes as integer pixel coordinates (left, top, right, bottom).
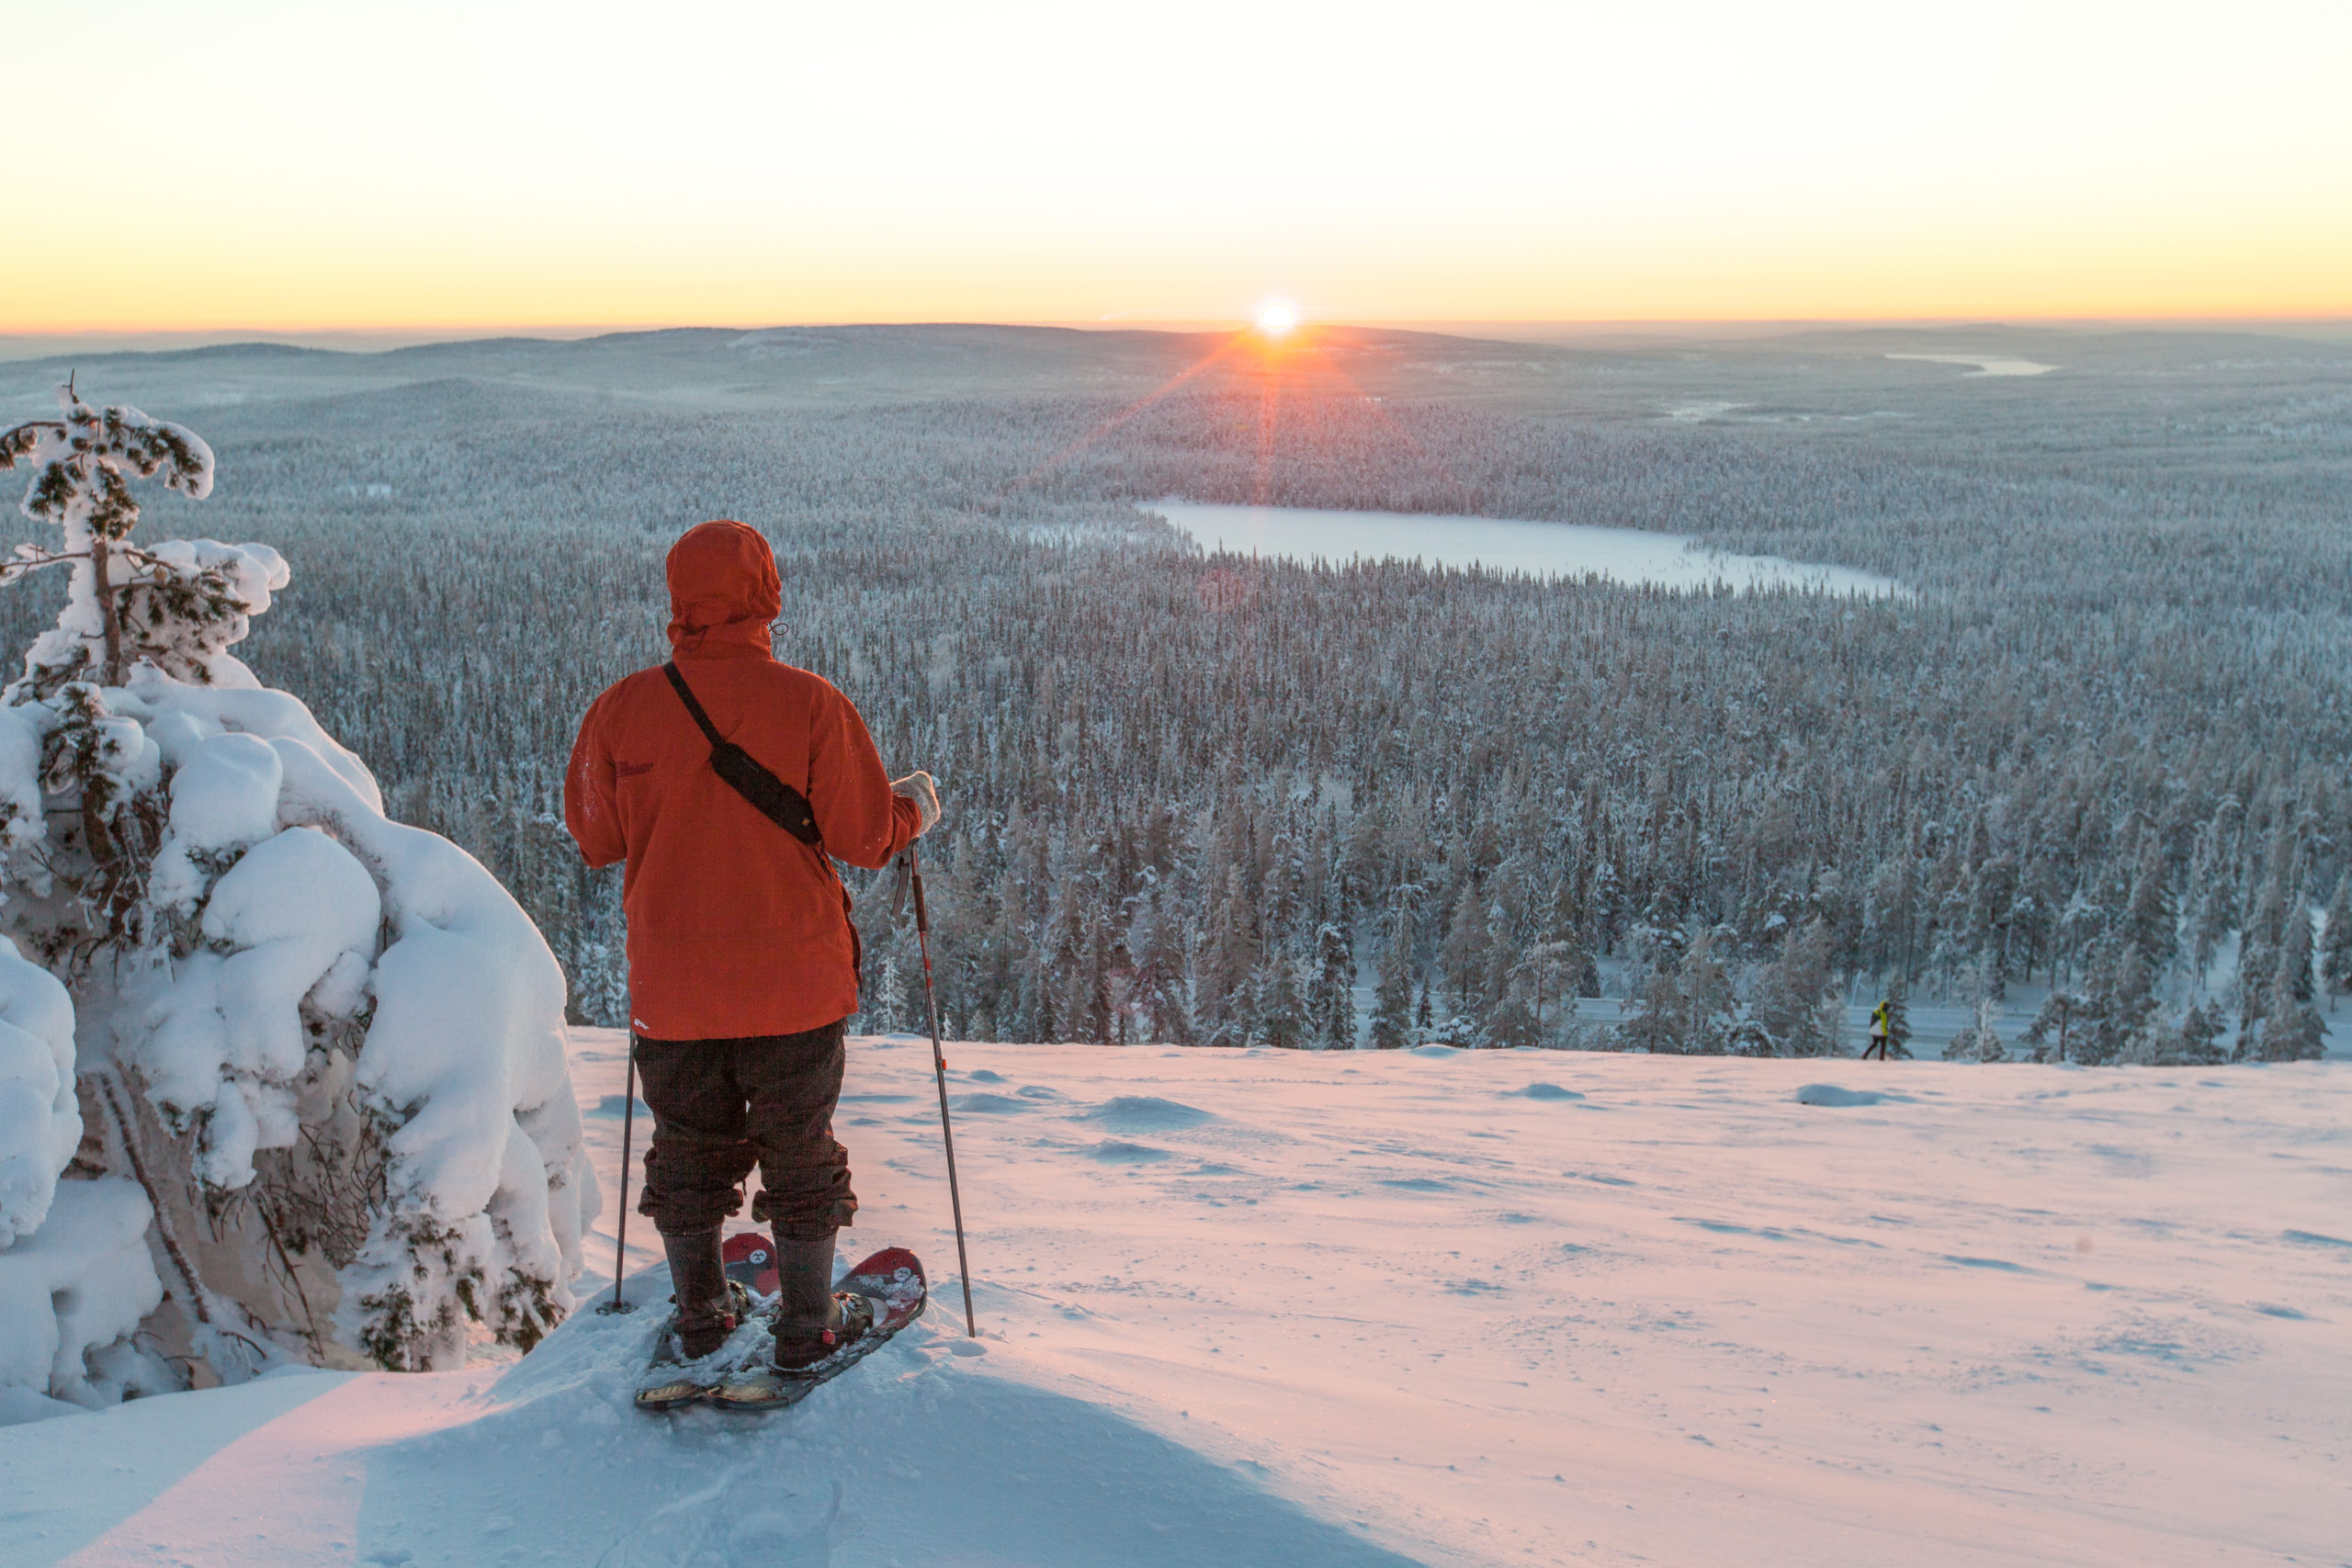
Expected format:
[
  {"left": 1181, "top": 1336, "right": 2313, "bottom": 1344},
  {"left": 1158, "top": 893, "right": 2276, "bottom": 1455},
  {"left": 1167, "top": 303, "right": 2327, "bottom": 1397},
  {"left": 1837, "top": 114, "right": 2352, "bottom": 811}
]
[
  {"left": 778, "top": 1292, "right": 880, "bottom": 1371},
  {"left": 766, "top": 1222, "right": 832, "bottom": 1363},
  {"left": 769, "top": 1225, "right": 883, "bottom": 1372},
  {"left": 663, "top": 1227, "right": 740, "bottom": 1360},
  {"left": 712, "top": 1292, "right": 880, "bottom": 1409},
  {"left": 709, "top": 1247, "right": 924, "bottom": 1411},
  {"left": 711, "top": 1228, "right": 850, "bottom": 1411},
  {"left": 636, "top": 1230, "right": 757, "bottom": 1412}
]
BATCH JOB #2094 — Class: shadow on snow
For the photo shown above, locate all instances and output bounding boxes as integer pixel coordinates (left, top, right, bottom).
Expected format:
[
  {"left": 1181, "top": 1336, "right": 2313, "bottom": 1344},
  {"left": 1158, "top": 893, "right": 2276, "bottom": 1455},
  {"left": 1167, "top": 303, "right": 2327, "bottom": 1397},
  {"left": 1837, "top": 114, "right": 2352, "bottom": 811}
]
[{"left": 351, "top": 1264, "right": 1430, "bottom": 1568}]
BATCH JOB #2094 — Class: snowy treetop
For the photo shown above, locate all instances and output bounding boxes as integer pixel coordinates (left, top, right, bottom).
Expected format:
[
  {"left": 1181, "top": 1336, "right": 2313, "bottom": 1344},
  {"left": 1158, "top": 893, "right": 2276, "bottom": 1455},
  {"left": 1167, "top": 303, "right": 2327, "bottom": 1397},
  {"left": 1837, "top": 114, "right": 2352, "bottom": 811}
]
[{"left": 0, "top": 385, "right": 215, "bottom": 538}]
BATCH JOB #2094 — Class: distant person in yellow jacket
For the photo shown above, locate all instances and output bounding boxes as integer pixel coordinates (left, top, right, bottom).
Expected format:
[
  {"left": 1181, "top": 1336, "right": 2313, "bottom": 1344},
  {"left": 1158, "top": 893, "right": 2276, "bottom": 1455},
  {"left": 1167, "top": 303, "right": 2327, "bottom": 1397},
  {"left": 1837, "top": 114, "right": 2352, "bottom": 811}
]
[{"left": 1863, "top": 999, "right": 1894, "bottom": 1060}]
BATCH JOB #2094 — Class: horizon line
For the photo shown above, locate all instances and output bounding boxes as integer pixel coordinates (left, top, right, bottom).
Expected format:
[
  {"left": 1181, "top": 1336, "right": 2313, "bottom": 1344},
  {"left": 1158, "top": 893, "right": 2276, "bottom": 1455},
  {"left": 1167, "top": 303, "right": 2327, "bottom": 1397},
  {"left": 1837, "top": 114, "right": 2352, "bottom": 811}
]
[
  {"left": 6, "top": 312, "right": 2350, "bottom": 362},
  {"left": 10, "top": 311, "right": 2352, "bottom": 333}
]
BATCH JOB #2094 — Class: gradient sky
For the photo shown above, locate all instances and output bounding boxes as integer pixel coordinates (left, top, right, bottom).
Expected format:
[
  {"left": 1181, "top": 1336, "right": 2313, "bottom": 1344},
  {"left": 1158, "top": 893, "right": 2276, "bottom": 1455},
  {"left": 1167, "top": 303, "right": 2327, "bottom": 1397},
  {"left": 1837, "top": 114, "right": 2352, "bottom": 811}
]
[{"left": 5, "top": 0, "right": 2346, "bottom": 332}]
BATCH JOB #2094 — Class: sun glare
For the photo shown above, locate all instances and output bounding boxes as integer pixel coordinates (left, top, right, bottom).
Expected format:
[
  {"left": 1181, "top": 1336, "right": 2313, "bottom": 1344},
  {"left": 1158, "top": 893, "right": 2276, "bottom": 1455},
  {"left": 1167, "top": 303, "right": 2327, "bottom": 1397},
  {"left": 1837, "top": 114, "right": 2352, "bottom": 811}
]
[{"left": 1256, "top": 300, "right": 1298, "bottom": 336}]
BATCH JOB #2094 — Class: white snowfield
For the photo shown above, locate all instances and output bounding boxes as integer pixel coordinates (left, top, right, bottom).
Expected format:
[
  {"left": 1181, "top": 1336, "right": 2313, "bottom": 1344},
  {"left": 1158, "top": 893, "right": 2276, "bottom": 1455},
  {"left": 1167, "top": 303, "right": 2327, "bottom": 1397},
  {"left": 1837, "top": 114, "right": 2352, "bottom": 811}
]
[{"left": 4, "top": 1030, "right": 2346, "bottom": 1567}]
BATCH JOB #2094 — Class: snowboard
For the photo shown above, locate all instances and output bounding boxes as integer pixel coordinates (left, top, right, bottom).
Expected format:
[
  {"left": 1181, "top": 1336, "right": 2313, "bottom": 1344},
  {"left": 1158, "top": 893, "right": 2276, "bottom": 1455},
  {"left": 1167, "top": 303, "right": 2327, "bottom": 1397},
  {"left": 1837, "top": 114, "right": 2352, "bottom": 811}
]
[{"left": 633, "top": 1246, "right": 926, "bottom": 1414}]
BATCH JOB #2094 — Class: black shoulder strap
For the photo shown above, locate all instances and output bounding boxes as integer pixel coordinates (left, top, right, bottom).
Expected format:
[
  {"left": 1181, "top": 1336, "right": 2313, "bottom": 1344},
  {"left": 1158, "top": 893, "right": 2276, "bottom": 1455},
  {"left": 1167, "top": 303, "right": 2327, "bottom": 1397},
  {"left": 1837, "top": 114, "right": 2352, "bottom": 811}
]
[
  {"left": 662, "top": 662, "right": 726, "bottom": 747},
  {"left": 662, "top": 661, "right": 824, "bottom": 848}
]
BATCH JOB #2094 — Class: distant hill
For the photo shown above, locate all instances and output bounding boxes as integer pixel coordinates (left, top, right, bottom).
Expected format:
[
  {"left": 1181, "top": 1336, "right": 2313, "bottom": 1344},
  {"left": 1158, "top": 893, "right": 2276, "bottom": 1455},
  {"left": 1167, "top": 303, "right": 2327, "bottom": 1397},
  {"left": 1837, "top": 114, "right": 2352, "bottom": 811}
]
[{"left": 6, "top": 320, "right": 2348, "bottom": 428}]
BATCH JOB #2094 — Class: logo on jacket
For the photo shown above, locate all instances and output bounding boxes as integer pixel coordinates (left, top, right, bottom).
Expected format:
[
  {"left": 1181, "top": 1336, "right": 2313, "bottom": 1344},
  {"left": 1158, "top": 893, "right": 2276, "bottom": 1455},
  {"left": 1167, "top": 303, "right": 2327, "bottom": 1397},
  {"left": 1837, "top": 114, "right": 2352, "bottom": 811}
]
[{"left": 616, "top": 761, "right": 654, "bottom": 779}]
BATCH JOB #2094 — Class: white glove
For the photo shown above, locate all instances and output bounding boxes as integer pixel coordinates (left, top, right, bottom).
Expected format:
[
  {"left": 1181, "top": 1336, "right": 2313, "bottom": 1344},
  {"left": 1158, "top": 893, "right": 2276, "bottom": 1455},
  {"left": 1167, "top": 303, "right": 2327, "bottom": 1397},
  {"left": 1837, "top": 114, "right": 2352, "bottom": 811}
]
[{"left": 891, "top": 772, "right": 941, "bottom": 836}]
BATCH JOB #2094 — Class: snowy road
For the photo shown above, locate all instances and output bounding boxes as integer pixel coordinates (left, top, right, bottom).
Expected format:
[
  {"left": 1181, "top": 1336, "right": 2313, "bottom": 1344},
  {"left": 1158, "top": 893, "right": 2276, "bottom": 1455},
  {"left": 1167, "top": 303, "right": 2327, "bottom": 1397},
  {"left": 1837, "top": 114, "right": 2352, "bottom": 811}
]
[{"left": 5, "top": 1034, "right": 2346, "bottom": 1566}]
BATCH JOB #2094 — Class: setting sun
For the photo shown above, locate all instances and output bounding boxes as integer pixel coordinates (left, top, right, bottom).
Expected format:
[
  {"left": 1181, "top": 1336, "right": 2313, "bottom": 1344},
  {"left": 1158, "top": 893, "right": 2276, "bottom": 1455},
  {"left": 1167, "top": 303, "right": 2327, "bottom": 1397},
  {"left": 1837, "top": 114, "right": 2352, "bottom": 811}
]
[{"left": 1256, "top": 300, "right": 1299, "bottom": 335}]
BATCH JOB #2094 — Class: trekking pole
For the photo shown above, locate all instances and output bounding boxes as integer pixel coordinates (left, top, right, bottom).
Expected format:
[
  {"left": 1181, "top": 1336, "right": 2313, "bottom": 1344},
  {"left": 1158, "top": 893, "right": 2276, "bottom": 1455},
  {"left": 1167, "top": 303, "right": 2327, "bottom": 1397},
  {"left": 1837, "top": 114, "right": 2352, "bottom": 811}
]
[
  {"left": 906, "top": 843, "right": 979, "bottom": 1337},
  {"left": 598, "top": 1033, "right": 640, "bottom": 1314}
]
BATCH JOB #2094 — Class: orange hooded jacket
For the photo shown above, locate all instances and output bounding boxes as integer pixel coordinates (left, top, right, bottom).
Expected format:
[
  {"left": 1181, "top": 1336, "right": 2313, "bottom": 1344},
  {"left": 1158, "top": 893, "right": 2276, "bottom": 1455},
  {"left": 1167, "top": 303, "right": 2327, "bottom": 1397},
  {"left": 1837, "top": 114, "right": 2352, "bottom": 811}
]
[{"left": 565, "top": 521, "right": 919, "bottom": 1040}]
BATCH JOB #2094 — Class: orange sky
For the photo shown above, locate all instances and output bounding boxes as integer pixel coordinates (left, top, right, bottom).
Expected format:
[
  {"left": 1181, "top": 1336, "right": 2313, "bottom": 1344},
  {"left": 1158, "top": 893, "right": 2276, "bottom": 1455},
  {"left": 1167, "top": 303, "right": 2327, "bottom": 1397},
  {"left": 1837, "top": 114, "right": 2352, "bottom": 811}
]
[{"left": 5, "top": 1, "right": 2346, "bottom": 333}]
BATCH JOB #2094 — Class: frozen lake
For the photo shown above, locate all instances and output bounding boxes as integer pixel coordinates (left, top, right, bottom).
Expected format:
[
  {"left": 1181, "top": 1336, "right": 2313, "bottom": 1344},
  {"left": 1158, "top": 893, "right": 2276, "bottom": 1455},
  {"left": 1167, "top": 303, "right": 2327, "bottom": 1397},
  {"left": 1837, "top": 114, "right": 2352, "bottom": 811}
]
[
  {"left": 1885, "top": 351, "right": 2058, "bottom": 378},
  {"left": 1153, "top": 501, "right": 1907, "bottom": 596}
]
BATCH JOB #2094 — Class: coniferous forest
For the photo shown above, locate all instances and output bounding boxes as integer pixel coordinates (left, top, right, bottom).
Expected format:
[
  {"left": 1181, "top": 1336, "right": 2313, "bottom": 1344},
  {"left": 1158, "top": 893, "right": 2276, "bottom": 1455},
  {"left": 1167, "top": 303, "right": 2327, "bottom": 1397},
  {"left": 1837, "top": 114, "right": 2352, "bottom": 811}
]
[{"left": 4, "top": 325, "right": 2346, "bottom": 1064}]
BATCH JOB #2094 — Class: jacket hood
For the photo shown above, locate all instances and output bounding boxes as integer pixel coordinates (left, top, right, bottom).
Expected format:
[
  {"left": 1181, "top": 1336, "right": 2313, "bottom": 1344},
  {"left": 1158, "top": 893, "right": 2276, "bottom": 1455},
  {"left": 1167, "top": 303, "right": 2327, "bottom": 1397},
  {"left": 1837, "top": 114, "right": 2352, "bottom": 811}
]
[{"left": 666, "top": 520, "right": 781, "bottom": 657}]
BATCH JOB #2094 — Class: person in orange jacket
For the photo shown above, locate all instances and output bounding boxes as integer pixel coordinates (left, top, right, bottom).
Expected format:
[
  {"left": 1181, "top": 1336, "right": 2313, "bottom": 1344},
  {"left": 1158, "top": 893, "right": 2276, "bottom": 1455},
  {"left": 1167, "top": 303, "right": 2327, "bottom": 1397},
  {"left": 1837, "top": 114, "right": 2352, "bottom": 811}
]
[{"left": 566, "top": 520, "right": 939, "bottom": 1378}]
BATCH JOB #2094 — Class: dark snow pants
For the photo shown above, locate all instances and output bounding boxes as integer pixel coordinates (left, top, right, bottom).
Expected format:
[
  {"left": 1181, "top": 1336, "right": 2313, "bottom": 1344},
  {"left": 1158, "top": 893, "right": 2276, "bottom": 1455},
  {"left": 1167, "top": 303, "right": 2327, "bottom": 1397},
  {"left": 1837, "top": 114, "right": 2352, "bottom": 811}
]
[{"left": 633, "top": 1018, "right": 858, "bottom": 1238}]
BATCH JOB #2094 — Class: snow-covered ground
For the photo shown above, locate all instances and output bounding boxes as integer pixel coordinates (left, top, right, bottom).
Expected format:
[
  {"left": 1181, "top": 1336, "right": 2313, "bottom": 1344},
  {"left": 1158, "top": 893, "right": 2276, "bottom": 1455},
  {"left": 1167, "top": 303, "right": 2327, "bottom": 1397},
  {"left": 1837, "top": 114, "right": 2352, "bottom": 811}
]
[{"left": 6, "top": 1030, "right": 2346, "bottom": 1566}]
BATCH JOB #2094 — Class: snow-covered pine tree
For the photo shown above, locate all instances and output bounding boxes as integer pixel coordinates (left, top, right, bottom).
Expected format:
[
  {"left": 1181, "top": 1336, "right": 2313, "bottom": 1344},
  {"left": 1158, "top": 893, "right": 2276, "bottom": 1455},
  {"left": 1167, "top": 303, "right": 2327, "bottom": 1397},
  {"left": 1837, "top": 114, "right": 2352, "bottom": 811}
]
[
  {"left": 1969, "top": 849, "right": 2022, "bottom": 998},
  {"left": 2132, "top": 999, "right": 2225, "bottom": 1066},
  {"left": 1440, "top": 881, "right": 1488, "bottom": 1032},
  {"left": 0, "top": 385, "right": 234, "bottom": 697},
  {"left": 1252, "top": 956, "right": 1308, "bottom": 1048},
  {"left": 2250, "top": 914, "right": 2325, "bottom": 1061},
  {"left": 0, "top": 390, "right": 594, "bottom": 1409},
  {"left": 1124, "top": 887, "right": 1193, "bottom": 1045},
  {"left": 870, "top": 954, "right": 908, "bottom": 1034},
  {"left": 2321, "top": 874, "right": 2352, "bottom": 1011},
  {"left": 2073, "top": 942, "right": 2157, "bottom": 1066},
  {"left": 2176, "top": 1000, "right": 2227, "bottom": 1064},
  {"left": 1476, "top": 859, "right": 1533, "bottom": 1030},
  {"left": 1616, "top": 955, "right": 1684, "bottom": 1055},
  {"left": 2007, "top": 861, "right": 2060, "bottom": 987},
  {"left": 1618, "top": 928, "right": 1737, "bottom": 1055},
  {"left": 1941, "top": 992, "right": 2007, "bottom": 1062},
  {"left": 1569, "top": 917, "right": 1602, "bottom": 1000},
  {"left": 1307, "top": 919, "right": 1354, "bottom": 1047},
  {"left": 2188, "top": 837, "right": 2238, "bottom": 988},
  {"left": 1077, "top": 905, "right": 1118, "bottom": 1043},
  {"left": 2281, "top": 901, "right": 2316, "bottom": 1006},
  {"left": 1366, "top": 898, "right": 1414, "bottom": 1049},
  {"left": 2120, "top": 840, "right": 2177, "bottom": 976},
  {"left": 1196, "top": 866, "right": 1256, "bottom": 1047},
  {"left": 1482, "top": 971, "right": 1538, "bottom": 1050},
  {"left": 1512, "top": 939, "right": 1581, "bottom": 1048},
  {"left": 2237, "top": 872, "right": 2288, "bottom": 1032},
  {"left": 1677, "top": 929, "right": 1739, "bottom": 1055},
  {"left": 2018, "top": 987, "right": 2086, "bottom": 1064},
  {"left": 1754, "top": 918, "right": 1842, "bottom": 1056}
]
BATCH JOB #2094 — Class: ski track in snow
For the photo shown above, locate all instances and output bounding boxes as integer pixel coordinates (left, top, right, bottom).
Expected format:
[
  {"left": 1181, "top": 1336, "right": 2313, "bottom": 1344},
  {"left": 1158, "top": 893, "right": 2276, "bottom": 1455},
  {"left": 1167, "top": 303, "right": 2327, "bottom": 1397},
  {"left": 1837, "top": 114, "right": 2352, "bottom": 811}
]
[{"left": 5, "top": 1032, "right": 2348, "bottom": 1567}]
